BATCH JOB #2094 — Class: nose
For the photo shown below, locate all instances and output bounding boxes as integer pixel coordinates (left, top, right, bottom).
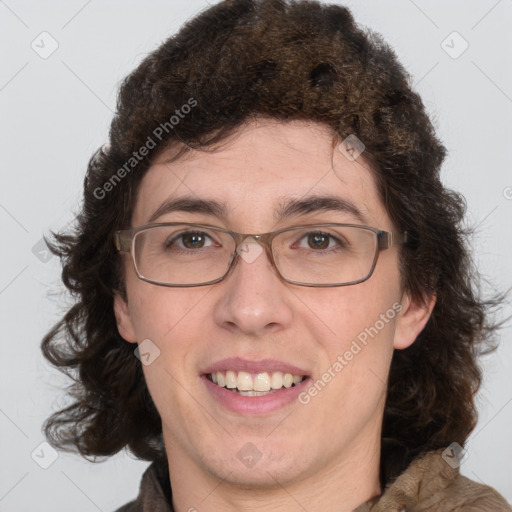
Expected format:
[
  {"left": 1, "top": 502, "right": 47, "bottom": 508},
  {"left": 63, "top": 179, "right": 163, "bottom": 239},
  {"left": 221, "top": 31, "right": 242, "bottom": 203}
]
[{"left": 212, "top": 239, "right": 294, "bottom": 335}]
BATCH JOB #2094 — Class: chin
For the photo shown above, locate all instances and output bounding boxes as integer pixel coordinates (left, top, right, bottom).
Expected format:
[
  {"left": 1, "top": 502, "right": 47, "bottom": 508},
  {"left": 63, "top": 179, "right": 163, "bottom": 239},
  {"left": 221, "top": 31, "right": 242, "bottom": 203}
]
[
  {"left": 198, "top": 440, "right": 314, "bottom": 488},
  {"left": 213, "top": 461, "right": 305, "bottom": 490}
]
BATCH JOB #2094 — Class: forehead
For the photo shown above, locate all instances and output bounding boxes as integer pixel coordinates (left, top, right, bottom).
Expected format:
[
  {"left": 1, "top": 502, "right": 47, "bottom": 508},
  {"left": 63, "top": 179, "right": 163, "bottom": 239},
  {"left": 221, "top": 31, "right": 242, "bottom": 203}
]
[{"left": 131, "top": 119, "right": 391, "bottom": 231}]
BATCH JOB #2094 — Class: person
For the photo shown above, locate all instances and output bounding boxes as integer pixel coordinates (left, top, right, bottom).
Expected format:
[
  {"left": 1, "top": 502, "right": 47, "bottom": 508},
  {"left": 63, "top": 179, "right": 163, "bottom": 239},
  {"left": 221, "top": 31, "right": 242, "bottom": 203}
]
[{"left": 41, "top": 0, "right": 511, "bottom": 510}]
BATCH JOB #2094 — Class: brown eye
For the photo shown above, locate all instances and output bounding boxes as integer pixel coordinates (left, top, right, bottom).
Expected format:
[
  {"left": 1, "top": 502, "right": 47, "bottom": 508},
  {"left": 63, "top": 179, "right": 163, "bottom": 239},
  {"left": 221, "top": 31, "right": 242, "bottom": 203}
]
[
  {"left": 181, "top": 232, "right": 207, "bottom": 249},
  {"left": 164, "top": 231, "right": 214, "bottom": 251},
  {"left": 307, "top": 233, "right": 330, "bottom": 250}
]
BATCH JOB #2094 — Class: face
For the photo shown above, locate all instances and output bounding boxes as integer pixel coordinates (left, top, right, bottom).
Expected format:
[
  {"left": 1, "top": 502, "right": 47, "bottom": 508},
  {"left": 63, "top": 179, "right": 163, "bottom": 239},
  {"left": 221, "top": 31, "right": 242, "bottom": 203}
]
[{"left": 114, "top": 119, "right": 432, "bottom": 491}]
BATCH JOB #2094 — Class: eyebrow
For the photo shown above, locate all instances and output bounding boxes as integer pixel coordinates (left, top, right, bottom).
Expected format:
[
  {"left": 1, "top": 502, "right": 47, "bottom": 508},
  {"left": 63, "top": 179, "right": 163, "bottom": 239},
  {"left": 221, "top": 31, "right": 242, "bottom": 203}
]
[{"left": 147, "top": 194, "right": 367, "bottom": 225}]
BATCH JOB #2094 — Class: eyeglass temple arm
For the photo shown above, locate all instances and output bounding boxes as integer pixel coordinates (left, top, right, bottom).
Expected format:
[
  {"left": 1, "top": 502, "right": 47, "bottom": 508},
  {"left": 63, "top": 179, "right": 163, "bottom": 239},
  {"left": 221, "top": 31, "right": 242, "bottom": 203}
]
[
  {"left": 114, "top": 231, "right": 132, "bottom": 252},
  {"left": 378, "top": 231, "right": 408, "bottom": 250}
]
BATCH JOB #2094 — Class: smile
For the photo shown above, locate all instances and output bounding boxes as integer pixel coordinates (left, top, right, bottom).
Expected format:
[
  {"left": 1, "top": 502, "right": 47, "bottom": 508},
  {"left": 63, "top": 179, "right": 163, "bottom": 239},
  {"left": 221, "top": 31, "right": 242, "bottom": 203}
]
[
  {"left": 206, "top": 370, "right": 305, "bottom": 396},
  {"left": 201, "top": 357, "right": 310, "bottom": 414}
]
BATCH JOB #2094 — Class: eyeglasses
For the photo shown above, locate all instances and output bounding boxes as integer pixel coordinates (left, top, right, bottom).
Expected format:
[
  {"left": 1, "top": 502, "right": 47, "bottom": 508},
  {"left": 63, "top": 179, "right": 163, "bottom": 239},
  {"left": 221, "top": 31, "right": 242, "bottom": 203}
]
[{"left": 114, "top": 222, "right": 407, "bottom": 287}]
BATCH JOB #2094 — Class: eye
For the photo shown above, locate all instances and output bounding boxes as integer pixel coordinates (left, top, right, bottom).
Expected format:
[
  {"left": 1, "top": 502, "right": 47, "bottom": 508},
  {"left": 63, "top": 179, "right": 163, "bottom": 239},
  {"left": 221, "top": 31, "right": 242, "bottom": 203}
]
[
  {"left": 167, "top": 231, "right": 215, "bottom": 250},
  {"left": 296, "top": 231, "right": 343, "bottom": 251}
]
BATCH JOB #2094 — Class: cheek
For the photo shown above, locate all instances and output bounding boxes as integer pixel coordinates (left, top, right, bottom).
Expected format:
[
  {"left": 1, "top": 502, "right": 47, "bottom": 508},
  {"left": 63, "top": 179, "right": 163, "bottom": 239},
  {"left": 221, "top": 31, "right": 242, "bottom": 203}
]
[
  {"left": 126, "top": 286, "right": 208, "bottom": 415},
  {"left": 308, "top": 275, "right": 401, "bottom": 350},
  {"left": 125, "top": 278, "right": 201, "bottom": 341},
  {"left": 295, "top": 263, "right": 403, "bottom": 410},
  {"left": 309, "top": 284, "right": 400, "bottom": 409},
  {"left": 125, "top": 282, "right": 215, "bottom": 388}
]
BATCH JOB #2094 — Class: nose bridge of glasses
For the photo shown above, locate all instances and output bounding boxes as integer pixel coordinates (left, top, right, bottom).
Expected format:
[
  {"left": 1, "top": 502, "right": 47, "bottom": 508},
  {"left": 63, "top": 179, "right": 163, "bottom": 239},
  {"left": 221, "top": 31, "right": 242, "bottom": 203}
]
[{"left": 230, "top": 231, "right": 277, "bottom": 270}]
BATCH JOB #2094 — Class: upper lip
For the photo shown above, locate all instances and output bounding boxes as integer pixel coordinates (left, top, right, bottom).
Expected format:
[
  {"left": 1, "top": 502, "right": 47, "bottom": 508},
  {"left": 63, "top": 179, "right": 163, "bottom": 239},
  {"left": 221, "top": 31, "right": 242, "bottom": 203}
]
[{"left": 202, "top": 357, "right": 309, "bottom": 376}]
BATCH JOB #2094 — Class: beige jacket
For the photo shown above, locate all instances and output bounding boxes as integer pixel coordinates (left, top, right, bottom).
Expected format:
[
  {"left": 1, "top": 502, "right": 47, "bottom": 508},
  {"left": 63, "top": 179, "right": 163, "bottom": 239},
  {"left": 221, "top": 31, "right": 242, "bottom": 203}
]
[{"left": 116, "top": 449, "right": 511, "bottom": 511}]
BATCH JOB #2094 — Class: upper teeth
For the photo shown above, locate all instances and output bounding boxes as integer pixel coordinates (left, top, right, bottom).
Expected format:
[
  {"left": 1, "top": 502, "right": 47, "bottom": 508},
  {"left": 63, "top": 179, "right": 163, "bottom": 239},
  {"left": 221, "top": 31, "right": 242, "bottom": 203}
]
[{"left": 210, "top": 371, "right": 304, "bottom": 391}]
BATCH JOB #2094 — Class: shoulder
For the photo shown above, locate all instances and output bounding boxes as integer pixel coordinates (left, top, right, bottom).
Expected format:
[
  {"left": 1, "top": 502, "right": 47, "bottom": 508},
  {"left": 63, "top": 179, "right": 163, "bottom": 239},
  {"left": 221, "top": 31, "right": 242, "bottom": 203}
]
[
  {"left": 356, "top": 449, "right": 511, "bottom": 511},
  {"left": 114, "top": 459, "right": 173, "bottom": 512},
  {"left": 440, "top": 472, "right": 512, "bottom": 511},
  {"left": 402, "top": 449, "right": 511, "bottom": 511}
]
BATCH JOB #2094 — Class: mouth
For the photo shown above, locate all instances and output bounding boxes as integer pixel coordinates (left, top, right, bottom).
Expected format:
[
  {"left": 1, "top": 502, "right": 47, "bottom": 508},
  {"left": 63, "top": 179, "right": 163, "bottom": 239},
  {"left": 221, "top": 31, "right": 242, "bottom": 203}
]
[
  {"left": 201, "top": 358, "right": 310, "bottom": 414},
  {"left": 205, "top": 370, "right": 306, "bottom": 397}
]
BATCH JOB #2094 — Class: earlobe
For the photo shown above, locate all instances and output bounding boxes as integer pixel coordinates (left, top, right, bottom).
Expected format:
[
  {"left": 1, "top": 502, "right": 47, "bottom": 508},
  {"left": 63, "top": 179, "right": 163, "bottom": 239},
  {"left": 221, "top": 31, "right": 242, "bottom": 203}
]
[
  {"left": 114, "top": 293, "right": 138, "bottom": 344},
  {"left": 393, "top": 292, "right": 436, "bottom": 350}
]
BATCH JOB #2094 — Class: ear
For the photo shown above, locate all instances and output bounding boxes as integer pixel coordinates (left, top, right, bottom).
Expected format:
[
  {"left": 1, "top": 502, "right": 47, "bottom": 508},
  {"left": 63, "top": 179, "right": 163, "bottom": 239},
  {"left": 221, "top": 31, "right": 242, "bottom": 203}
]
[
  {"left": 393, "top": 291, "right": 436, "bottom": 350},
  {"left": 114, "top": 293, "right": 137, "bottom": 344}
]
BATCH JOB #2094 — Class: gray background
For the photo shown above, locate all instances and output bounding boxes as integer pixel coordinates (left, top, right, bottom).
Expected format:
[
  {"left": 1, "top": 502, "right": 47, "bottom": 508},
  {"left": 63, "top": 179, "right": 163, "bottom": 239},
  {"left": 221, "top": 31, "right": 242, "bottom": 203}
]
[{"left": 0, "top": 0, "right": 511, "bottom": 509}]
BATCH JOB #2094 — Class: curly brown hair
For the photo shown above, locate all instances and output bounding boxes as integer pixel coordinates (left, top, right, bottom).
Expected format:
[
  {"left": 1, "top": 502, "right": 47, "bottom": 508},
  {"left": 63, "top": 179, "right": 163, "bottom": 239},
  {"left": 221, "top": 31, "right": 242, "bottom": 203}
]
[{"left": 41, "top": 0, "right": 502, "bottom": 487}]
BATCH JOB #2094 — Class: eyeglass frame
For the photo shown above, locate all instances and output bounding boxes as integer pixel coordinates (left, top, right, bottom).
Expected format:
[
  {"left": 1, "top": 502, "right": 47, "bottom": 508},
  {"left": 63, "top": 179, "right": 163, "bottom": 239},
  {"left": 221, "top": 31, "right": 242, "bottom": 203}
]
[{"left": 114, "top": 222, "right": 408, "bottom": 288}]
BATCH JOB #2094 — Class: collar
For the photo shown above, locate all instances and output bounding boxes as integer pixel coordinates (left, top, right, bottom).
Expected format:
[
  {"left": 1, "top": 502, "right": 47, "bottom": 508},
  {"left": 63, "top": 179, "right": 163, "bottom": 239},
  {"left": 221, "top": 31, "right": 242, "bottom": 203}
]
[{"left": 119, "top": 449, "right": 510, "bottom": 512}]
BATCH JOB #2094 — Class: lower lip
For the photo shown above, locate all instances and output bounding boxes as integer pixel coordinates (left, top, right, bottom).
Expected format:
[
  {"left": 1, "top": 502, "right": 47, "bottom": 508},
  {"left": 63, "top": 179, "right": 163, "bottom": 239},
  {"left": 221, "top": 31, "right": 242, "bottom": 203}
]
[{"left": 202, "top": 376, "right": 309, "bottom": 415}]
